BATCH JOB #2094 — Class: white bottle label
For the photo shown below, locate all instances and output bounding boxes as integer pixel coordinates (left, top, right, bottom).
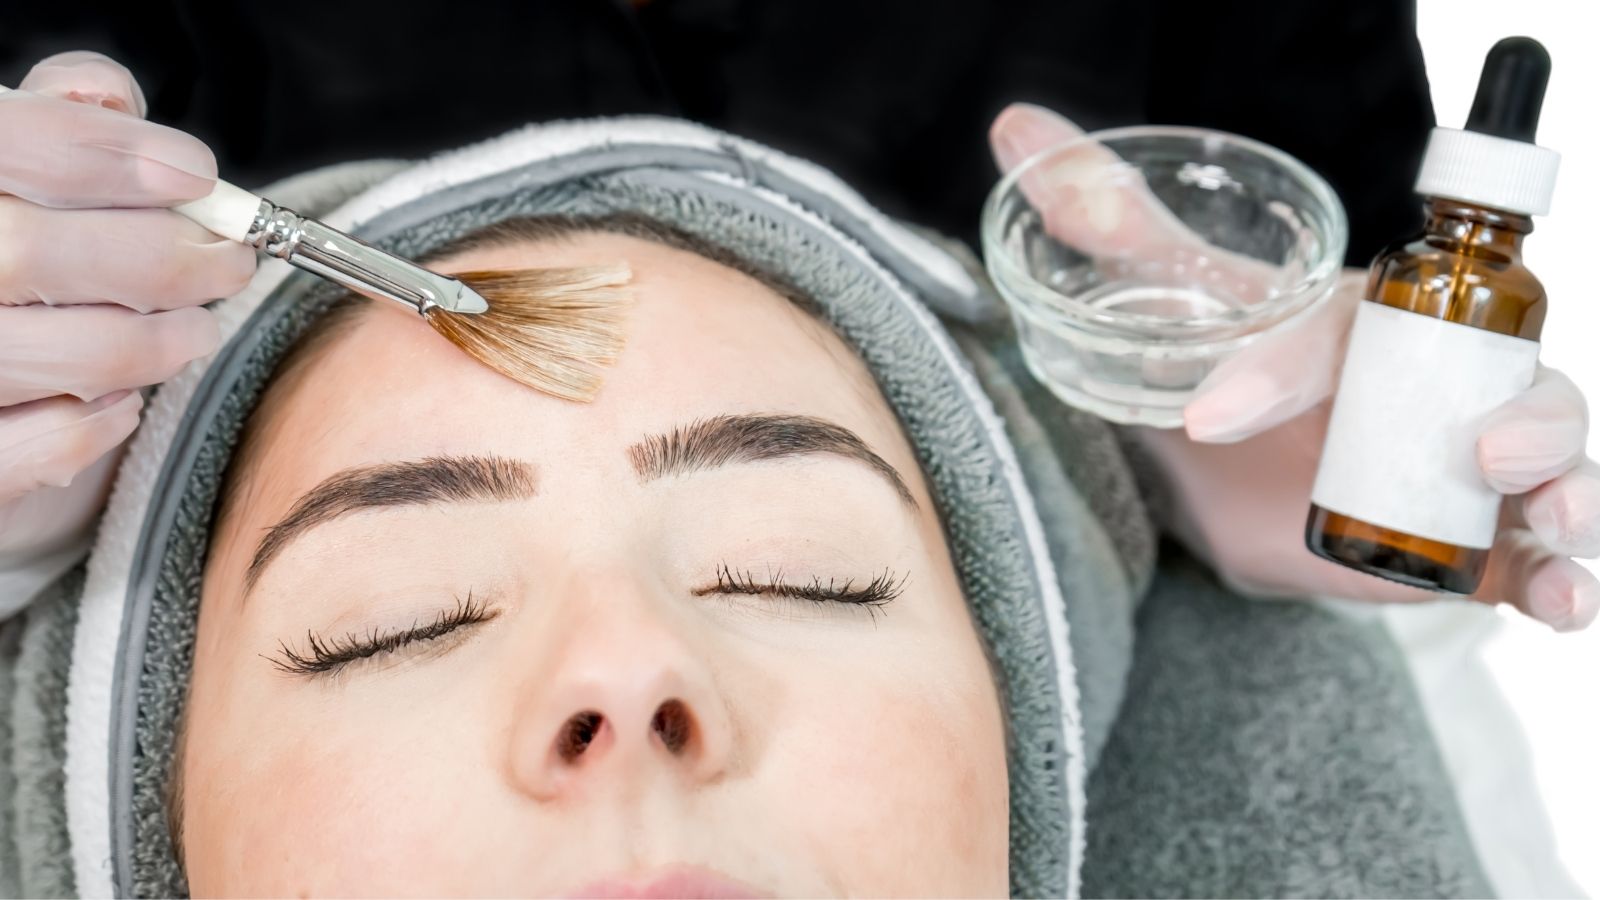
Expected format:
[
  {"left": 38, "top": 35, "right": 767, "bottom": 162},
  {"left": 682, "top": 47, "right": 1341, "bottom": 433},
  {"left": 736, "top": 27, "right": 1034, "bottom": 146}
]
[{"left": 1311, "top": 300, "right": 1540, "bottom": 549}]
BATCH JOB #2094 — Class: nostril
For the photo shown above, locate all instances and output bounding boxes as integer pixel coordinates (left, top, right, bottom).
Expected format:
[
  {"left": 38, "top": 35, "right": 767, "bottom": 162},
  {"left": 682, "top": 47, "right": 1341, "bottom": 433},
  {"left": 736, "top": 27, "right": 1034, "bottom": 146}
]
[
  {"left": 557, "top": 710, "right": 604, "bottom": 762},
  {"left": 652, "top": 699, "right": 692, "bottom": 755}
]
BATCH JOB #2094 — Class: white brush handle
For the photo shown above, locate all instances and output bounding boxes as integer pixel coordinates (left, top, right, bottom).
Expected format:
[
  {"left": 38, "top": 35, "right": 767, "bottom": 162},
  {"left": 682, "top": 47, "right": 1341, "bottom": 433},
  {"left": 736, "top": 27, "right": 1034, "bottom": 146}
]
[
  {"left": 1, "top": 83, "right": 263, "bottom": 241},
  {"left": 172, "top": 180, "right": 263, "bottom": 242},
  {"left": 0, "top": 83, "right": 487, "bottom": 315}
]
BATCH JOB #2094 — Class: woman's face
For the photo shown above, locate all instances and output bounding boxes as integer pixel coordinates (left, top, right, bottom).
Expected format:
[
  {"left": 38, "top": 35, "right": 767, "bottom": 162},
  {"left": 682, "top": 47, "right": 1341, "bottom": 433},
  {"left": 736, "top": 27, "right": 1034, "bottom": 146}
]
[{"left": 185, "top": 233, "right": 1009, "bottom": 897}]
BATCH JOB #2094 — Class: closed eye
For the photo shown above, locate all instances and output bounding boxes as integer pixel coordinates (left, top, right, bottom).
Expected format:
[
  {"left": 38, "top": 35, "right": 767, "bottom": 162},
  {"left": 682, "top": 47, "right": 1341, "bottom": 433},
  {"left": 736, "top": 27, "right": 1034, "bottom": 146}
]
[
  {"left": 695, "top": 562, "right": 906, "bottom": 617},
  {"left": 267, "top": 592, "right": 497, "bottom": 677}
]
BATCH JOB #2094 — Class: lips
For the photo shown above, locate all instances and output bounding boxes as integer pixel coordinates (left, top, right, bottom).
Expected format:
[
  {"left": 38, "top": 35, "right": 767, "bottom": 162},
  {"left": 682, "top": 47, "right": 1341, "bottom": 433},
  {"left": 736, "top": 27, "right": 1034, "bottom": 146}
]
[{"left": 561, "top": 866, "right": 770, "bottom": 899}]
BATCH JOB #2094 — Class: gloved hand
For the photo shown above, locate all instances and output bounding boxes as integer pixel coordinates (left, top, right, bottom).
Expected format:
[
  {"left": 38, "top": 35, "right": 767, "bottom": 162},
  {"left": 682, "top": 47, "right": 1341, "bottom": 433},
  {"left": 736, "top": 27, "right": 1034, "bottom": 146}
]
[
  {"left": 990, "top": 102, "right": 1599, "bottom": 632},
  {"left": 0, "top": 52, "right": 255, "bottom": 574}
]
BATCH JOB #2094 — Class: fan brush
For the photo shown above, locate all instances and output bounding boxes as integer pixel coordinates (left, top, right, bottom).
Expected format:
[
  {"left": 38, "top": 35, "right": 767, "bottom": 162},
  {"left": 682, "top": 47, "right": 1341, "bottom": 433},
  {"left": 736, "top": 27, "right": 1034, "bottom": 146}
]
[{"left": 0, "top": 83, "right": 632, "bottom": 401}]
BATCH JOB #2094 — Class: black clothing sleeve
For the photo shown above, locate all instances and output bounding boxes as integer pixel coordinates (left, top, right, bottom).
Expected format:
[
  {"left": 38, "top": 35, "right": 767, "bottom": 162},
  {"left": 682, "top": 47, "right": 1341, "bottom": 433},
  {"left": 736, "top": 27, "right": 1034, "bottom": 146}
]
[
  {"left": 1, "top": 0, "right": 1432, "bottom": 262},
  {"left": 1141, "top": 0, "right": 1436, "bottom": 264}
]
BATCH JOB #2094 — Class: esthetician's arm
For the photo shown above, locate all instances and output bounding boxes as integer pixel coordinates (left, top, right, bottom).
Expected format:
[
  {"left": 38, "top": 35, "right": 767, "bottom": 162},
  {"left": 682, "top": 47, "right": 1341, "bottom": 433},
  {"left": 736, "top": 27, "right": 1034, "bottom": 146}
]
[
  {"left": 0, "top": 51, "right": 256, "bottom": 617},
  {"left": 990, "top": 104, "right": 1600, "bottom": 632}
]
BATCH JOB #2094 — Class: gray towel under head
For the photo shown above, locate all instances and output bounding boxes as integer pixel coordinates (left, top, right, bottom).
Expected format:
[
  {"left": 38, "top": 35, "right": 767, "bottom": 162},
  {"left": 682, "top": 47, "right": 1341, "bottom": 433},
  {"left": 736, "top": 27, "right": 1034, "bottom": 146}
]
[
  {"left": 0, "top": 125, "right": 1490, "bottom": 898},
  {"left": 1082, "top": 544, "right": 1491, "bottom": 898}
]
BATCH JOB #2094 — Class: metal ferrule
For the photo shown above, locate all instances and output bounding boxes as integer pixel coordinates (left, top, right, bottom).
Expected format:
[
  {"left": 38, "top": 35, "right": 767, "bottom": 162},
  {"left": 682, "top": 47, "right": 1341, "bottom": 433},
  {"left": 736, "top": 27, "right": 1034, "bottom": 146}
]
[{"left": 243, "top": 199, "right": 488, "bottom": 315}]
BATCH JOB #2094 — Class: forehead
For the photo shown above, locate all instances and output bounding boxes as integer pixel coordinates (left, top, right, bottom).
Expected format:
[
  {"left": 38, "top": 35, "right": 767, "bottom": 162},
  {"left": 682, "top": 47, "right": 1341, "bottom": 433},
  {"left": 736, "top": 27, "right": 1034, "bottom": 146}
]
[{"left": 223, "top": 232, "right": 916, "bottom": 527}]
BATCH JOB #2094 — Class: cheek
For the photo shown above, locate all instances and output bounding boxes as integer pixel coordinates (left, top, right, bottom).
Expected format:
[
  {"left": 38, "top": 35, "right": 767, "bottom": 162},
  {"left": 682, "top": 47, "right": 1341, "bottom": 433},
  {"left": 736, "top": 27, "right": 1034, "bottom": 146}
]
[
  {"left": 183, "top": 710, "right": 498, "bottom": 896},
  {"left": 765, "top": 657, "right": 1010, "bottom": 896}
]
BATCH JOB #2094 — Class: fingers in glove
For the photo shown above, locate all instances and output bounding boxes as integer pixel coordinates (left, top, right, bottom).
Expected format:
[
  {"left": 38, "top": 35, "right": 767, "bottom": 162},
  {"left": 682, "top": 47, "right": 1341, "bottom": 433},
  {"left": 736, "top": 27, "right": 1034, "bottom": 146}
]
[
  {"left": 1512, "top": 457, "right": 1600, "bottom": 559},
  {"left": 16, "top": 50, "right": 147, "bottom": 116},
  {"left": 1478, "top": 363, "right": 1589, "bottom": 494},
  {"left": 1474, "top": 527, "right": 1600, "bottom": 632},
  {"left": 0, "top": 87, "right": 215, "bottom": 208},
  {"left": 0, "top": 304, "right": 219, "bottom": 406},
  {"left": 0, "top": 389, "right": 144, "bottom": 505},
  {"left": 989, "top": 102, "right": 1283, "bottom": 298},
  {"left": 1183, "top": 271, "right": 1365, "bottom": 442},
  {"left": 0, "top": 198, "right": 255, "bottom": 310}
]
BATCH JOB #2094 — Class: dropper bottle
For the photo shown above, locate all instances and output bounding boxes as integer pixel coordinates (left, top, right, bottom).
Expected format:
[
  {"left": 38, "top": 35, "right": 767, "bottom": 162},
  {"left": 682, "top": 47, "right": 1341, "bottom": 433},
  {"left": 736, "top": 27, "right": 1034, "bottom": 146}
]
[{"left": 1305, "top": 36, "right": 1561, "bottom": 593}]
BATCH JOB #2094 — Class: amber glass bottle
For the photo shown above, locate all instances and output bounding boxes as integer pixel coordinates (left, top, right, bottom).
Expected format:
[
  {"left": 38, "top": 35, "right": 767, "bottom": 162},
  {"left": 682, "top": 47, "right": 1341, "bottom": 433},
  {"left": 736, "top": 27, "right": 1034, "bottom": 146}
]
[
  {"left": 1306, "top": 200, "right": 1546, "bottom": 592},
  {"left": 1305, "top": 37, "right": 1560, "bottom": 594}
]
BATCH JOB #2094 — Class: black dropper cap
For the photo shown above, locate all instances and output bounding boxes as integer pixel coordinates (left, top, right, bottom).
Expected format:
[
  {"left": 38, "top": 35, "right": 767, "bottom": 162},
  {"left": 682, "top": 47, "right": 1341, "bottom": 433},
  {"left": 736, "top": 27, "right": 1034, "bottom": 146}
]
[{"left": 1464, "top": 36, "right": 1551, "bottom": 143}]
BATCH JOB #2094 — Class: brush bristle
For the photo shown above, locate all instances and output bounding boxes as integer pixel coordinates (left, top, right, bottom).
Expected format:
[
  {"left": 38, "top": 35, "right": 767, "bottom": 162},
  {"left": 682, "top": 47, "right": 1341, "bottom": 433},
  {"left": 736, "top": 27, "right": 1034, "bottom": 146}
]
[{"left": 426, "top": 265, "right": 633, "bottom": 401}]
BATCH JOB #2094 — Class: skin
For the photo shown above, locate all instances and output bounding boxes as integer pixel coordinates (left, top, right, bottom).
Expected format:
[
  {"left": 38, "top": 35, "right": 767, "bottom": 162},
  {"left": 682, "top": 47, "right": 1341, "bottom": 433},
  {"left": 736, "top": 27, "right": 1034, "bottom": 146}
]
[{"left": 182, "top": 233, "right": 1010, "bottom": 897}]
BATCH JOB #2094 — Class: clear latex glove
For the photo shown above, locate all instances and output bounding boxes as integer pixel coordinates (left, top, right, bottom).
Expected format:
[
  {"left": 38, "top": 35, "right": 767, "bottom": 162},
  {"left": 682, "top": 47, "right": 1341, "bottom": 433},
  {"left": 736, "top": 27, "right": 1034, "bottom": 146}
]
[
  {"left": 0, "top": 51, "right": 256, "bottom": 581},
  {"left": 990, "top": 102, "right": 1600, "bottom": 632}
]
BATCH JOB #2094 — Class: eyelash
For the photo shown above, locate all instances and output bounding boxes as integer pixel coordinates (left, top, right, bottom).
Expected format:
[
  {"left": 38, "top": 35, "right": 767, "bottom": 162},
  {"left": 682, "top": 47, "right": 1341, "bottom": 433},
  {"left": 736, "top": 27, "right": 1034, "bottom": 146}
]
[
  {"left": 268, "top": 592, "right": 497, "bottom": 677},
  {"left": 694, "top": 562, "right": 907, "bottom": 618},
  {"left": 270, "top": 565, "right": 905, "bottom": 678}
]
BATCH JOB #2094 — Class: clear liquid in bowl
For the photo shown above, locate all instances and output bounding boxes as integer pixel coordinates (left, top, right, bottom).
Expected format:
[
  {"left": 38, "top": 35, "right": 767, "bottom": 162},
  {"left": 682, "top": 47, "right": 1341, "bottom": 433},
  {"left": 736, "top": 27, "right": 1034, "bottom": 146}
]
[{"left": 1017, "top": 280, "right": 1254, "bottom": 425}]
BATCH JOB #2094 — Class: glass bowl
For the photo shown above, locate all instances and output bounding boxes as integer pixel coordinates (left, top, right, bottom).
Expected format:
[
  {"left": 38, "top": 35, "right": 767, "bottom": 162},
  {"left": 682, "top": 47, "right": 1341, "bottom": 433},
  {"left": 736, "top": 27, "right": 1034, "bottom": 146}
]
[{"left": 980, "top": 125, "right": 1348, "bottom": 427}]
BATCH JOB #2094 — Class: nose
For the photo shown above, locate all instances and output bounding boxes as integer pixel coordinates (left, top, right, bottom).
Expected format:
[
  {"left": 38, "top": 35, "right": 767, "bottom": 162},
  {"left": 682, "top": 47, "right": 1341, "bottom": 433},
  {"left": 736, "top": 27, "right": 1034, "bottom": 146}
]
[
  {"left": 507, "top": 587, "right": 734, "bottom": 801},
  {"left": 548, "top": 697, "right": 696, "bottom": 764}
]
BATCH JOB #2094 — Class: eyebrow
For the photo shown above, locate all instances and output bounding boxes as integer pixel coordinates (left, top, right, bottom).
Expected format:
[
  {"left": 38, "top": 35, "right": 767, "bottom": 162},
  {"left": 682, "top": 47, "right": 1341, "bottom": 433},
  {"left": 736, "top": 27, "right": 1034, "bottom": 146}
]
[
  {"left": 244, "top": 454, "right": 537, "bottom": 593},
  {"left": 244, "top": 415, "right": 915, "bottom": 595},
  {"left": 626, "top": 413, "right": 917, "bottom": 507}
]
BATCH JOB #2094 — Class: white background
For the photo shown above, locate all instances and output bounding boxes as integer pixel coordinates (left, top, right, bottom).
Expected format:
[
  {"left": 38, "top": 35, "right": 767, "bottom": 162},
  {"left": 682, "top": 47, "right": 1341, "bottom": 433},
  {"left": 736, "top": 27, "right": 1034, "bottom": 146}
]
[{"left": 1416, "top": 2, "right": 1599, "bottom": 894}]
